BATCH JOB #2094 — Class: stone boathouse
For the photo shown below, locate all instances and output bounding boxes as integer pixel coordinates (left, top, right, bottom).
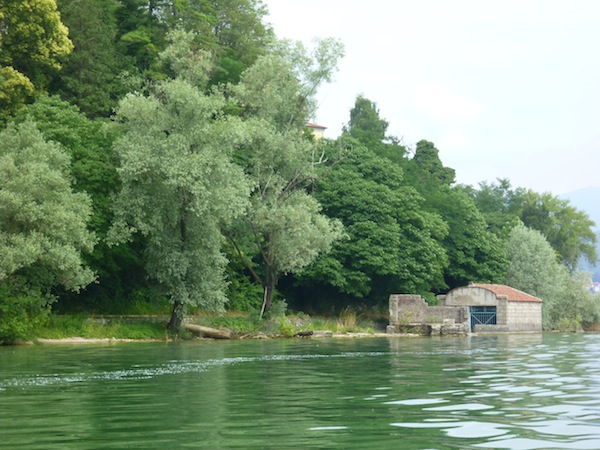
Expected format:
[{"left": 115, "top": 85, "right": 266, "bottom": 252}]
[{"left": 388, "top": 283, "right": 543, "bottom": 335}]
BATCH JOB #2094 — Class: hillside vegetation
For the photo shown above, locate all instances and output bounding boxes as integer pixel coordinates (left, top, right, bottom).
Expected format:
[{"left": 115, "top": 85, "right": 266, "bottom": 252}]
[{"left": 1, "top": 0, "right": 598, "bottom": 343}]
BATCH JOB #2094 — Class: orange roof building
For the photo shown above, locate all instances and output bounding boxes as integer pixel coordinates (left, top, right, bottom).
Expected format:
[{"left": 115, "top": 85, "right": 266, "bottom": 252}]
[{"left": 439, "top": 283, "right": 542, "bottom": 332}]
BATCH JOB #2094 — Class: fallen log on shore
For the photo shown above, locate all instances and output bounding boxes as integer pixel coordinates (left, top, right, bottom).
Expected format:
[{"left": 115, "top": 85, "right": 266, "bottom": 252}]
[{"left": 184, "top": 324, "right": 234, "bottom": 339}]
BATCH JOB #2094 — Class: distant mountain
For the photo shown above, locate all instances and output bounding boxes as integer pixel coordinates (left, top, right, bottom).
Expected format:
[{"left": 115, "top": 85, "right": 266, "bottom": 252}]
[{"left": 561, "top": 187, "right": 600, "bottom": 229}]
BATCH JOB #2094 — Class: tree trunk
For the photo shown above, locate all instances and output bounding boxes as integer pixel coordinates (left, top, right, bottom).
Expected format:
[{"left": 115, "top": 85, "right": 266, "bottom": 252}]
[
  {"left": 167, "top": 299, "right": 185, "bottom": 331},
  {"left": 259, "top": 270, "right": 276, "bottom": 318}
]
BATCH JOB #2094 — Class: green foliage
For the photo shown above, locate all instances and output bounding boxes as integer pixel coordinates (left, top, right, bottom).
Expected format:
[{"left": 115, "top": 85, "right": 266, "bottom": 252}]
[
  {"left": 435, "top": 189, "right": 508, "bottom": 288},
  {"left": 0, "top": 121, "right": 96, "bottom": 292},
  {"left": 0, "top": 282, "right": 52, "bottom": 344},
  {"left": 0, "top": 67, "right": 35, "bottom": 120},
  {"left": 0, "top": 0, "right": 73, "bottom": 89},
  {"left": 404, "top": 141, "right": 507, "bottom": 288},
  {"left": 421, "top": 292, "right": 439, "bottom": 306},
  {"left": 227, "top": 40, "right": 345, "bottom": 314},
  {"left": 345, "top": 95, "right": 389, "bottom": 147},
  {"left": 505, "top": 222, "right": 599, "bottom": 331},
  {"left": 110, "top": 70, "right": 251, "bottom": 328},
  {"left": 11, "top": 96, "right": 147, "bottom": 309},
  {"left": 470, "top": 179, "right": 597, "bottom": 270},
  {"left": 51, "top": 0, "right": 132, "bottom": 117},
  {"left": 302, "top": 143, "right": 448, "bottom": 306},
  {"left": 410, "top": 140, "right": 456, "bottom": 186},
  {"left": 467, "top": 178, "right": 521, "bottom": 236},
  {"left": 225, "top": 267, "right": 265, "bottom": 312},
  {"left": 157, "top": 0, "right": 274, "bottom": 85},
  {"left": 519, "top": 191, "right": 597, "bottom": 270}
]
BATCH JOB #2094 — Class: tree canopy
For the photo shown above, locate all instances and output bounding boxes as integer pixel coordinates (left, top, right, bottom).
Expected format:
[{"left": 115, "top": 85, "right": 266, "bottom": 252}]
[{"left": 0, "top": 121, "right": 96, "bottom": 293}]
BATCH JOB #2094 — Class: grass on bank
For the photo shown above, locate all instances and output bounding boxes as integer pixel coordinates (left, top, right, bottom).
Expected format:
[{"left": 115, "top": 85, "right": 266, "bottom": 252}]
[
  {"left": 38, "top": 315, "right": 170, "bottom": 340},
  {"left": 36, "top": 307, "right": 383, "bottom": 341}
]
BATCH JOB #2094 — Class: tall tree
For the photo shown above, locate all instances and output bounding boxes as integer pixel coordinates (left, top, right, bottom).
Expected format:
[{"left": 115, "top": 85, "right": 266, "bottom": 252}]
[
  {"left": 114, "top": 0, "right": 167, "bottom": 78},
  {"left": 109, "top": 36, "right": 250, "bottom": 330},
  {"left": 466, "top": 178, "right": 522, "bottom": 236},
  {"left": 409, "top": 140, "right": 456, "bottom": 187},
  {"left": 345, "top": 95, "right": 389, "bottom": 146},
  {"left": 165, "top": 0, "right": 274, "bottom": 85},
  {"left": 406, "top": 140, "right": 506, "bottom": 288},
  {"left": 437, "top": 189, "right": 508, "bottom": 287},
  {"left": 227, "top": 38, "right": 345, "bottom": 315},
  {"left": 344, "top": 95, "right": 407, "bottom": 165}
]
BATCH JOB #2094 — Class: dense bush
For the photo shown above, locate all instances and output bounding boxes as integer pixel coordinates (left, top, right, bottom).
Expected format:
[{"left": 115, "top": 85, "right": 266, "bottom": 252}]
[{"left": 0, "top": 284, "right": 52, "bottom": 344}]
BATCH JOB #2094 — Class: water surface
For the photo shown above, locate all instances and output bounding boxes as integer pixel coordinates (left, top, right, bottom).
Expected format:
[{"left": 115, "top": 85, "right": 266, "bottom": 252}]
[{"left": 1, "top": 333, "right": 600, "bottom": 449}]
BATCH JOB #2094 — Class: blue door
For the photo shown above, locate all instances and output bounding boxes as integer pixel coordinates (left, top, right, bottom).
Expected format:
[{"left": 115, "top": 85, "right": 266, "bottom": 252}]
[{"left": 470, "top": 306, "right": 497, "bottom": 331}]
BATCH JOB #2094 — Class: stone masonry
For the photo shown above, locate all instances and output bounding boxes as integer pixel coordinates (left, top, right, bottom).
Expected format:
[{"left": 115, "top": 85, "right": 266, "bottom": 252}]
[{"left": 387, "top": 294, "right": 469, "bottom": 335}]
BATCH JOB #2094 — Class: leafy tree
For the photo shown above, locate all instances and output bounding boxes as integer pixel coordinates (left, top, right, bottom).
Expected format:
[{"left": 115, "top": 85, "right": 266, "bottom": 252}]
[
  {"left": 301, "top": 142, "right": 448, "bottom": 308},
  {"left": 0, "top": 0, "right": 73, "bottom": 89},
  {"left": 344, "top": 95, "right": 407, "bottom": 165},
  {"left": 52, "top": 0, "right": 131, "bottom": 117},
  {"left": 409, "top": 140, "right": 456, "bottom": 187},
  {"left": 0, "top": 121, "right": 96, "bottom": 293},
  {"left": 110, "top": 0, "right": 273, "bottom": 85},
  {"left": 505, "top": 222, "right": 599, "bottom": 330},
  {"left": 227, "top": 39, "right": 345, "bottom": 315},
  {"left": 345, "top": 95, "right": 388, "bottom": 146},
  {"left": 114, "top": 0, "right": 167, "bottom": 78},
  {"left": 109, "top": 43, "right": 251, "bottom": 329},
  {"left": 465, "top": 178, "right": 522, "bottom": 236},
  {"left": 519, "top": 191, "right": 596, "bottom": 270},
  {"left": 469, "top": 179, "right": 597, "bottom": 270},
  {"left": 163, "top": 0, "right": 274, "bottom": 85},
  {"left": 405, "top": 140, "right": 506, "bottom": 288},
  {"left": 11, "top": 96, "right": 147, "bottom": 310},
  {"left": 436, "top": 189, "right": 507, "bottom": 287}
]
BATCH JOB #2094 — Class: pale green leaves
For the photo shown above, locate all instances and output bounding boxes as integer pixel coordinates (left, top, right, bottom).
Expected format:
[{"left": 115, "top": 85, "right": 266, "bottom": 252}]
[
  {"left": 233, "top": 37, "right": 344, "bottom": 131},
  {"left": 110, "top": 77, "right": 251, "bottom": 314},
  {"left": 505, "top": 222, "right": 598, "bottom": 330},
  {"left": 250, "top": 190, "right": 344, "bottom": 276},
  {"left": 0, "top": 121, "right": 96, "bottom": 291},
  {"left": 160, "top": 29, "right": 214, "bottom": 88}
]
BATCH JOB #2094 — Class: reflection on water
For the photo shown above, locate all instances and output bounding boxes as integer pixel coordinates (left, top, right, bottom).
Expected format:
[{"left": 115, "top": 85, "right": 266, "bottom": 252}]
[{"left": 1, "top": 334, "right": 600, "bottom": 449}]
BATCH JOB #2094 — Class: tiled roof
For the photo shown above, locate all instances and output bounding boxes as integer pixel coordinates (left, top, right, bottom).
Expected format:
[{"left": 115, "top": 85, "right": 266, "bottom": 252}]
[
  {"left": 306, "top": 122, "right": 327, "bottom": 129},
  {"left": 472, "top": 283, "right": 542, "bottom": 303}
]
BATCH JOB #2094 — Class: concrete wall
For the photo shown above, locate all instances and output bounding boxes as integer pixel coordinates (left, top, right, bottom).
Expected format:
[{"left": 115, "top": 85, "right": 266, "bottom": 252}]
[{"left": 388, "top": 294, "right": 468, "bottom": 331}]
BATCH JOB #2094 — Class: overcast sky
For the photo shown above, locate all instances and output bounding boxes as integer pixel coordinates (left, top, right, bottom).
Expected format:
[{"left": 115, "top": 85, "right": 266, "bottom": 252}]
[{"left": 263, "top": 0, "right": 600, "bottom": 196}]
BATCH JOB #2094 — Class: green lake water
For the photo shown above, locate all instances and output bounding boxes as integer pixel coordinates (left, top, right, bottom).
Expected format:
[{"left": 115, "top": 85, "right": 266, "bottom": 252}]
[{"left": 1, "top": 333, "right": 600, "bottom": 449}]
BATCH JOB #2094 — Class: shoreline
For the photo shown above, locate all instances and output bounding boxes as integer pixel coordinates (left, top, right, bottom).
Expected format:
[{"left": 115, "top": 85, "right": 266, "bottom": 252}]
[{"left": 29, "top": 332, "right": 403, "bottom": 345}]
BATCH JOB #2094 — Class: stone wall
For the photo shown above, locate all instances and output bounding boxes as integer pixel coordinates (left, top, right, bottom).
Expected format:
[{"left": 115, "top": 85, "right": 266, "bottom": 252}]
[
  {"left": 506, "top": 301, "right": 542, "bottom": 332},
  {"left": 388, "top": 294, "right": 468, "bottom": 333}
]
